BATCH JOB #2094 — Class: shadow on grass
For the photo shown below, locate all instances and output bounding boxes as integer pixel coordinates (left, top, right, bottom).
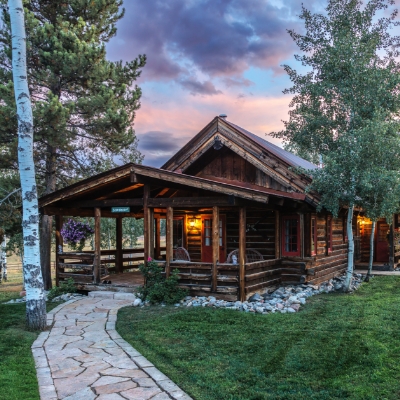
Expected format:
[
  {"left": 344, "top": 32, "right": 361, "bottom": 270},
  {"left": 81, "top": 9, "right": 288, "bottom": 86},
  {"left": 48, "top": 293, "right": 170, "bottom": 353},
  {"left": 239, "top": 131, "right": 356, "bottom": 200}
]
[{"left": 117, "top": 277, "right": 400, "bottom": 400}]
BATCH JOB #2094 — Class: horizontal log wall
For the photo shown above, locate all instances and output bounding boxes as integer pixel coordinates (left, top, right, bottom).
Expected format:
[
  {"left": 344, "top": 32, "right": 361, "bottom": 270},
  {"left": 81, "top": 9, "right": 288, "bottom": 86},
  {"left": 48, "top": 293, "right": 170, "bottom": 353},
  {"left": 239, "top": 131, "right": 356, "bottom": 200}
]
[
  {"left": 245, "top": 259, "right": 281, "bottom": 294},
  {"left": 226, "top": 210, "right": 276, "bottom": 260},
  {"left": 306, "top": 214, "right": 347, "bottom": 284}
]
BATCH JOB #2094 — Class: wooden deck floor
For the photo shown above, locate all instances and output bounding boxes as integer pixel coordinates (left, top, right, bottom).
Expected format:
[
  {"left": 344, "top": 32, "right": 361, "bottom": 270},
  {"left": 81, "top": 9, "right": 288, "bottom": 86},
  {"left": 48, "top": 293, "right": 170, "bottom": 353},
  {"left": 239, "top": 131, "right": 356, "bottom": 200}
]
[{"left": 79, "top": 271, "right": 144, "bottom": 293}]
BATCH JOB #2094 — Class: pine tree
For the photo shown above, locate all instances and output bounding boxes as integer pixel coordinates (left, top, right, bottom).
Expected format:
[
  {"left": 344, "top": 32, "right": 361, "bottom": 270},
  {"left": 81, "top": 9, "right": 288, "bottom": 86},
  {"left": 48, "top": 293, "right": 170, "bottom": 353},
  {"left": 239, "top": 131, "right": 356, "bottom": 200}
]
[
  {"left": 273, "top": 0, "right": 400, "bottom": 291},
  {"left": 0, "top": 0, "right": 146, "bottom": 288}
]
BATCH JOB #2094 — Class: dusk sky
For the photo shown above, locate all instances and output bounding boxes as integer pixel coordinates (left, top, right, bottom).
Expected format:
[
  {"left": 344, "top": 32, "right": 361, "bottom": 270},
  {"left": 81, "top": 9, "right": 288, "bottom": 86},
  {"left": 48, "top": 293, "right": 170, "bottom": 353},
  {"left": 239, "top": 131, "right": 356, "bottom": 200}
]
[{"left": 106, "top": 0, "right": 396, "bottom": 167}]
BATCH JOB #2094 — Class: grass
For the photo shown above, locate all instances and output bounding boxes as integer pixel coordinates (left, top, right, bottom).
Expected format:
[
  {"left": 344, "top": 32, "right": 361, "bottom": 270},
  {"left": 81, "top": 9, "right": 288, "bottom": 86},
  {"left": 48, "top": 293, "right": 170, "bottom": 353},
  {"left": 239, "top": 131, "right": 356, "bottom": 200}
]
[
  {"left": 117, "top": 276, "right": 400, "bottom": 400},
  {"left": 0, "top": 268, "right": 61, "bottom": 400}
]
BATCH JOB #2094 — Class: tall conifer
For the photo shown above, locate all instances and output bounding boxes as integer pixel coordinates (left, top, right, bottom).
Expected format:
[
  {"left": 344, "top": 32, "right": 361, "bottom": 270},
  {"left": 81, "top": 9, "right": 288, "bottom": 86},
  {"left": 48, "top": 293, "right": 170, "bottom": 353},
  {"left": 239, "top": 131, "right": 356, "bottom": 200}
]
[{"left": 0, "top": 1, "right": 146, "bottom": 288}]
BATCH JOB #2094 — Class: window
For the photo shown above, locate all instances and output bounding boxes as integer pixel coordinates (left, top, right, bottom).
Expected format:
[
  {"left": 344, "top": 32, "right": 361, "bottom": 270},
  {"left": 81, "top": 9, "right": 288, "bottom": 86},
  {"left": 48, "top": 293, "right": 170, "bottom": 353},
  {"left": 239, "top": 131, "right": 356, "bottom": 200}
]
[
  {"left": 173, "top": 218, "right": 184, "bottom": 248},
  {"left": 311, "top": 216, "right": 317, "bottom": 256},
  {"left": 282, "top": 215, "right": 300, "bottom": 256},
  {"left": 327, "top": 216, "right": 333, "bottom": 253}
]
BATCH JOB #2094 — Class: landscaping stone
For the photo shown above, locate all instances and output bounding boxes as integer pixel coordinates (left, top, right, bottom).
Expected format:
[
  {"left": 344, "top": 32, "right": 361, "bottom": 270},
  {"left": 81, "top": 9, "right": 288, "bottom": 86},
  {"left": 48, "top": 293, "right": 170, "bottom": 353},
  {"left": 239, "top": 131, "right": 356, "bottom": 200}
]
[
  {"left": 133, "top": 298, "right": 142, "bottom": 307},
  {"left": 168, "top": 272, "right": 365, "bottom": 317}
]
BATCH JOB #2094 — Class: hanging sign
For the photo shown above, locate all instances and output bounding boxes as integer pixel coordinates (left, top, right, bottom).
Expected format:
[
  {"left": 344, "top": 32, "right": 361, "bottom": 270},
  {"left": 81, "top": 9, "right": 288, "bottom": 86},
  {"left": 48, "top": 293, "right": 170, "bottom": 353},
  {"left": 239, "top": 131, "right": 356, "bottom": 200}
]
[{"left": 111, "top": 207, "right": 130, "bottom": 213}]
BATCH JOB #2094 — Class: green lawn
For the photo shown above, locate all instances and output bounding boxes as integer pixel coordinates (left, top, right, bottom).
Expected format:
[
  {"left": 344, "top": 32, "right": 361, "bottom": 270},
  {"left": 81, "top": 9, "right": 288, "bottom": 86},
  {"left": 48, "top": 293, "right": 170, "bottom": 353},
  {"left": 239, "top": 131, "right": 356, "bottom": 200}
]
[
  {"left": 0, "top": 292, "right": 60, "bottom": 400},
  {"left": 117, "top": 276, "right": 400, "bottom": 400}
]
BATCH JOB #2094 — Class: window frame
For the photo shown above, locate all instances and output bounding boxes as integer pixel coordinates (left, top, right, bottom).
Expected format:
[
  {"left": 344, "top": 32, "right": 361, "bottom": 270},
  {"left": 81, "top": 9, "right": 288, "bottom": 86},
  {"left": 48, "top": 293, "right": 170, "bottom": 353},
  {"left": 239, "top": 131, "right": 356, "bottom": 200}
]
[
  {"left": 327, "top": 215, "right": 333, "bottom": 254},
  {"left": 311, "top": 215, "right": 317, "bottom": 256},
  {"left": 281, "top": 214, "right": 301, "bottom": 257}
]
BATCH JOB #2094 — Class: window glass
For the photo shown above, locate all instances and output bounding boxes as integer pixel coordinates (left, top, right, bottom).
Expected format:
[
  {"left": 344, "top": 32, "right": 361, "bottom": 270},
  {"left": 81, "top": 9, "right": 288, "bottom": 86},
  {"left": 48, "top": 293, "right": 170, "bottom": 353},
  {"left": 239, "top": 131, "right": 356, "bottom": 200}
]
[
  {"left": 311, "top": 217, "right": 316, "bottom": 255},
  {"left": 285, "top": 218, "right": 298, "bottom": 252},
  {"left": 173, "top": 219, "right": 183, "bottom": 248},
  {"left": 205, "top": 219, "right": 211, "bottom": 246}
]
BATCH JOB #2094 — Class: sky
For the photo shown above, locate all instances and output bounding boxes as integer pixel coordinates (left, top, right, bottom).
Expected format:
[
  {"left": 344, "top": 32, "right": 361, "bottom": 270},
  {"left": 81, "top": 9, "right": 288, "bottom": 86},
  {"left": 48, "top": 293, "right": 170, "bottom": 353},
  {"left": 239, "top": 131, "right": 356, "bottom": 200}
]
[{"left": 105, "top": 0, "right": 393, "bottom": 167}]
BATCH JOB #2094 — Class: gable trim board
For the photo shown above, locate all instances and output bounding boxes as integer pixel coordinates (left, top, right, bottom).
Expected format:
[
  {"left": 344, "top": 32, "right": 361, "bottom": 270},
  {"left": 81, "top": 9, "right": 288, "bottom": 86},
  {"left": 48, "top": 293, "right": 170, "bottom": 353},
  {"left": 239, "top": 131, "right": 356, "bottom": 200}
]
[{"left": 161, "top": 116, "right": 319, "bottom": 205}]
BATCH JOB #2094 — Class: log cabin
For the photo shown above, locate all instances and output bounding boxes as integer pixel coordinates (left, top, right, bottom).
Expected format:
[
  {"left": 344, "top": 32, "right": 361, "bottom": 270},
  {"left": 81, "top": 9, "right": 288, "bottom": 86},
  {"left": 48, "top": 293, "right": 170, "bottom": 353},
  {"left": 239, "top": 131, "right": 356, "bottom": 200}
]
[{"left": 39, "top": 115, "right": 365, "bottom": 301}]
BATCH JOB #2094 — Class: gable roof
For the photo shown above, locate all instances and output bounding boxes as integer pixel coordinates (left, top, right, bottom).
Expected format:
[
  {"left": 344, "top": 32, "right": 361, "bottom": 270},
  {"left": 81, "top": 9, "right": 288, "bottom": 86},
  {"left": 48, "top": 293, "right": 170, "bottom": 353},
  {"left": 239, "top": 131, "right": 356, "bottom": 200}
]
[
  {"left": 223, "top": 120, "right": 317, "bottom": 171},
  {"left": 161, "top": 116, "right": 319, "bottom": 205},
  {"left": 39, "top": 163, "right": 307, "bottom": 210}
]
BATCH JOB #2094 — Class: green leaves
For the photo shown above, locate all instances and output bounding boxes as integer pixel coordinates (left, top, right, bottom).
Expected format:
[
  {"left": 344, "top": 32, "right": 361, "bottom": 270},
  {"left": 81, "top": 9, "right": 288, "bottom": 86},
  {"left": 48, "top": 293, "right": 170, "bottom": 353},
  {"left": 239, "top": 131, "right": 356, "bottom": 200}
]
[{"left": 276, "top": 0, "right": 400, "bottom": 221}]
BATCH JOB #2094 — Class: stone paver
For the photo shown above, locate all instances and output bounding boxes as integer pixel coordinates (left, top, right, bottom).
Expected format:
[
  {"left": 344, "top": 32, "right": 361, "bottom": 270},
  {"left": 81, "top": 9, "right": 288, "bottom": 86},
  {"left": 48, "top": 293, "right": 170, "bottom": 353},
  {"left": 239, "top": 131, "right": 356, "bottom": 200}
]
[{"left": 32, "top": 292, "right": 192, "bottom": 399}]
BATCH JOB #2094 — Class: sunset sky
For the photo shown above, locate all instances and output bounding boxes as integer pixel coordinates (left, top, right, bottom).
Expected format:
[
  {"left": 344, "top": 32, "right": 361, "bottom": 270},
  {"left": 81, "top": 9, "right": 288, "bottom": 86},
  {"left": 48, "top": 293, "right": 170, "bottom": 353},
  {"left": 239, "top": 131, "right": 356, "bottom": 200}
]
[{"left": 105, "top": 0, "right": 395, "bottom": 167}]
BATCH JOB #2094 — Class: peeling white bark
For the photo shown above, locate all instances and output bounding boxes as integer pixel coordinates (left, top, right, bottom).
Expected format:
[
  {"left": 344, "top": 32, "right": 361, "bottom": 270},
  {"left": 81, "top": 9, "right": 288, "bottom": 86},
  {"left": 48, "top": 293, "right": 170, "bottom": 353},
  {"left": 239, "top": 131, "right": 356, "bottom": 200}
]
[
  {"left": 9, "top": 0, "right": 46, "bottom": 330},
  {"left": 1, "top": 236, "right": 7, "bottom": 282},
  {"left": 366, "top": 221, "right": 376, "bottom": 281}
]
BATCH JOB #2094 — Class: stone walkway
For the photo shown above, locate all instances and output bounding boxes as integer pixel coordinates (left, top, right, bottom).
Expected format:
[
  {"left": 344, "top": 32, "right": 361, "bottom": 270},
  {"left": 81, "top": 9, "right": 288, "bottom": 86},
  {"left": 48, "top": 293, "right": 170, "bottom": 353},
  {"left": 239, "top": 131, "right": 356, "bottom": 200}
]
[{"left": 32, "top": 292, "right": 192, "bottom": 400}]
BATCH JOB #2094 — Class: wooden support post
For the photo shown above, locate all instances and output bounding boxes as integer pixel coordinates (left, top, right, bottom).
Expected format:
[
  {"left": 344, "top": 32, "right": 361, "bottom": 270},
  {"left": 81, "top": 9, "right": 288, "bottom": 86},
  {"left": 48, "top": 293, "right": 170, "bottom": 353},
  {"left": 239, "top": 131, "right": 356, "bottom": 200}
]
[
  {"left": 166, "top": 207, "right": 173, "bottom": 278},
  {"left": 155, "top": 218, "right": 161, "bottom": 259},
  {"left": 55, "top": 215, "right": 63, "bottom": 286},
  {"left": 116, "top": 217, "right": 123, "bottom": 274},
  {"left": 275, "top": 210, "right": 280, "bottom": 259},
  {"left": 149, "top": 208, "right": 155, "bottom": 260},
  {"left": 94, "top": 208, "right": 101, "bottom": 284},
  {"left": 143, "top": 185, "right": 150, "bottom": 264},
  {"left": 212, "top": 206, "right": 219, "bottom": 292},
  {"left": 300, "top": 213, "right": 304, "bottom": 259},
  {"left": 389, "top": 215, "right": 395, "bottom": 271},
  {"left": 239, "top": 207, "right": 246, "bottom": 302}
]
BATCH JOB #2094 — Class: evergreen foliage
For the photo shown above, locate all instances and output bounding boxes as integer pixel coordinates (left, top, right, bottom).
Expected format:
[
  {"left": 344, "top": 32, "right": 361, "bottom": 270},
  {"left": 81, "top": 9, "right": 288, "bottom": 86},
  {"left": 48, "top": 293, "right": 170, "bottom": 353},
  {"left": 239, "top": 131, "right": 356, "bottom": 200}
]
[{"left": 0, "top": 0, "right": 146, "bottom": 191}]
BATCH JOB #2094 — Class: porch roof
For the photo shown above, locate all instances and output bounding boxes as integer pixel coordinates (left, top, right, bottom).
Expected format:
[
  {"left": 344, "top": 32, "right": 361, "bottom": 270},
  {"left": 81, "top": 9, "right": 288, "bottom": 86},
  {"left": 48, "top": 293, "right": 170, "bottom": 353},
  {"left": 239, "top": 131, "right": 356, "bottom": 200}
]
[{"left": 39, "top": 163, "right": 307, "bottom": 212}]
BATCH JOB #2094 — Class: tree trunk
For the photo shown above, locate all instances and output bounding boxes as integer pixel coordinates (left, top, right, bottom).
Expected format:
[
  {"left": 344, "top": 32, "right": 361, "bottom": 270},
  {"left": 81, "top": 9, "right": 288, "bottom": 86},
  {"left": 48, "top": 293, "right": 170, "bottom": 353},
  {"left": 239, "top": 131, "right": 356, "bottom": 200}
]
[
  {"left": 40, "top": 145, "right": 57, "bottom": 290},
  {"left": 2, "top": 236, "right": 7, "bottom": 282},
  {"left": 9, "top": 0, "right": 46, "bottom": 330},
  {"left": 365, "top": 220, "right": 376, "bottom": 282},
  {"left": 343, "top": 205, "right": 354, "bottom": 291}
]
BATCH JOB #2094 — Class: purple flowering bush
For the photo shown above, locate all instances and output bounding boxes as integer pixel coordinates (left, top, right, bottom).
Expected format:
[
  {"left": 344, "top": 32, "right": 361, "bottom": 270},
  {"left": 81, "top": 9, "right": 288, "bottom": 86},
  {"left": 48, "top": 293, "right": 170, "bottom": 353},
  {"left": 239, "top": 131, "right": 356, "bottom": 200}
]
[{"left": 61, "top": 219, "right": 94, "bottom": 251}]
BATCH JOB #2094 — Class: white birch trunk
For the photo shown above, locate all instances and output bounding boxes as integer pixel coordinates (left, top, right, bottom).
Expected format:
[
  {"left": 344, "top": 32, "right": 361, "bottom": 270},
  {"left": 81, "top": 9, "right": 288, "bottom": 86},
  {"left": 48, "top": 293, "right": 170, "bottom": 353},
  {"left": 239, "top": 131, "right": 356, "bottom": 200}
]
[
  {"left": 1, "top": 236, "right": 7, "bottom": 282},
  {"left": 0, "top": 237, "right": 3, "bottom": 283},
  {"left": 344, "top": 205, "right": 354, "bottom": 291},
  {"left": 366, "top": 221, "right": 376, "bottom": 281},
  {"left": 9, "top": 0, "right": 46, "bottom": 330}
]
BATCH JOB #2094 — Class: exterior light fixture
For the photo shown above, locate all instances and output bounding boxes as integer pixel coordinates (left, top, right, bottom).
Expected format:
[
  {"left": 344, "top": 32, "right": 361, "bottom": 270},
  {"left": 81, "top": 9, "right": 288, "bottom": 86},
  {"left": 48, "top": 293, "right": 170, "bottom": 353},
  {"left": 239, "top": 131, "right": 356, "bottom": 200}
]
[{"left": 213, "top": 135, "right": 223, "bottom": 150}]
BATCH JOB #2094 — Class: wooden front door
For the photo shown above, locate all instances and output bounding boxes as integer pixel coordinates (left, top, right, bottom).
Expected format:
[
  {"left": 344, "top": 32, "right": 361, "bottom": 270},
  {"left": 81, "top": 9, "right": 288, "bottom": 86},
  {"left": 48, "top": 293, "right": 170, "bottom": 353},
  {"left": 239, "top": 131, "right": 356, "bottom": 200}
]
[
  {"left": 376, "top": 221, "right": 389, "bottom": 262},
  {"left": 201, "top": 216, "right": 225, "bottom": 263}
]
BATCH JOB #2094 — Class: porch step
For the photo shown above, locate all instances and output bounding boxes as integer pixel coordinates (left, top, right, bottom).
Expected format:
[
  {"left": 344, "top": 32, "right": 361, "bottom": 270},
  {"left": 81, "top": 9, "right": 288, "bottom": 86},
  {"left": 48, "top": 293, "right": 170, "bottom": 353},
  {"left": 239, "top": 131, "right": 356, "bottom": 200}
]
[{"left": 88, "top": 291, "right": 136, "bottom": 301}]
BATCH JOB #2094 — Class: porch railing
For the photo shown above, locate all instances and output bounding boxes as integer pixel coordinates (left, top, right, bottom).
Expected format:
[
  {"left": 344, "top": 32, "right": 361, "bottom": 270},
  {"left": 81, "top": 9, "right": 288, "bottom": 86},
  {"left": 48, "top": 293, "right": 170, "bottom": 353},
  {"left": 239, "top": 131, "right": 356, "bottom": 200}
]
[{"left": 56, "top": 247, "right": 166, "bottom": 284}]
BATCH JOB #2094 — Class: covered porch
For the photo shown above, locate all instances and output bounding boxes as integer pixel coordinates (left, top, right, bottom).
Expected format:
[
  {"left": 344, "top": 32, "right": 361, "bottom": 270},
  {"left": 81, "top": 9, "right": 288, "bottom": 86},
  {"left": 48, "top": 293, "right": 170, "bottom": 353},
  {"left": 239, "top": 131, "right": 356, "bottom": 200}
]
[{"left": 39, "top": 164, "right": 313, "bottom": 301}]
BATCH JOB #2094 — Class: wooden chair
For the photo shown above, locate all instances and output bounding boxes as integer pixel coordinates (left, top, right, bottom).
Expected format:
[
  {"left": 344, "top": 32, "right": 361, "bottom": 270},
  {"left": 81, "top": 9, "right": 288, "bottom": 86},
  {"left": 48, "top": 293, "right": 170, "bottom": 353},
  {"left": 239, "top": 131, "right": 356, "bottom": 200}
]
[
  {"left": 173, "top": 247, "right": 191, "bottom": 262},
  {"left": 226, "top": 248, "right": 264, "bottom": 264}
]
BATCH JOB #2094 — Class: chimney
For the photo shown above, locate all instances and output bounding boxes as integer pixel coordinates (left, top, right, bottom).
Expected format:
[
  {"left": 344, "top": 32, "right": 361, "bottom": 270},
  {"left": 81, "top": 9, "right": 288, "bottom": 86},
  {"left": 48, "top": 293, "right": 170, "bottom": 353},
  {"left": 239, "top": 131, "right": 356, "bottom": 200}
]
[{"left": 219, "top": 114, "right": 227, "bottom": 120}]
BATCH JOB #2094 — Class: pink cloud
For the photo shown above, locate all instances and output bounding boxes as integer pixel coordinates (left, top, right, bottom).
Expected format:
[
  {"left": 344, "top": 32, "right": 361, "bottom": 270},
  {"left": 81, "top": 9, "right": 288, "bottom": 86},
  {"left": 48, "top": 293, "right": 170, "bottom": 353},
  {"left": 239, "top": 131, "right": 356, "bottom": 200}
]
[{"left": 134, "top": 87, "right": 291, "bottom": 166}]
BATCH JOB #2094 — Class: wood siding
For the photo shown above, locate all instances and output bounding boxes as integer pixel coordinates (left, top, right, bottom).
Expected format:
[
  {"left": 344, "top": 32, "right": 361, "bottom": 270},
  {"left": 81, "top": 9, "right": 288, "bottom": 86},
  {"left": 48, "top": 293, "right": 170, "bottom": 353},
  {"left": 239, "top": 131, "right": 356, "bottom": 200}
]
[{"left": 190, "top": 147, "right": 287, "bottom": 191}]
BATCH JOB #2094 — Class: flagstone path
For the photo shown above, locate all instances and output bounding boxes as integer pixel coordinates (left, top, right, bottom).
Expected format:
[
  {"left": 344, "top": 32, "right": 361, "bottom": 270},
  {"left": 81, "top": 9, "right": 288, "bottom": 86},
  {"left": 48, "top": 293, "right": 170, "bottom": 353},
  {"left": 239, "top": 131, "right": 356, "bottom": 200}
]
[{"left": 31, "top": 292, "right": 192, "bottom": 400}]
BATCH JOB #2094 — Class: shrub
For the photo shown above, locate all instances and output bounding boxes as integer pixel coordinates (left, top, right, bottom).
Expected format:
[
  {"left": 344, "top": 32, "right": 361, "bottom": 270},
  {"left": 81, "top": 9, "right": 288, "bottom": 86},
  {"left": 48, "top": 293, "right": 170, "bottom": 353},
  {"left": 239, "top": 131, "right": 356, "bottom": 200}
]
[
  {"left": 137, "top": 258, "right": 187, "bottom": 305},
  {"left": 47, "top": 278, "right": 77, "bottom": 301}
]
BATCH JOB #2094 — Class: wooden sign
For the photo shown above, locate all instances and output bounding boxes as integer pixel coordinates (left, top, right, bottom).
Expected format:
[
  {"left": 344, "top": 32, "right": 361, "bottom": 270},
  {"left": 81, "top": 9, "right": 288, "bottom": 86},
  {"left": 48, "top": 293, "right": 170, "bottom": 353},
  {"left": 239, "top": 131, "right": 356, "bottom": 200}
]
[{"left": 111, "top": 207, "right": 130, "bottom": 213}]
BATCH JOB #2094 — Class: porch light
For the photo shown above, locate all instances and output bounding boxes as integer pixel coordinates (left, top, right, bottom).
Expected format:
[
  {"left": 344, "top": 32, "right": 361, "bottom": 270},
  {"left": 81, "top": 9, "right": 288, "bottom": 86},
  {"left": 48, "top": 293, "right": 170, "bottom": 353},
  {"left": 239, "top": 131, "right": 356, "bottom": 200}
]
[
  {"left": 213, "top": 135, "right": 223, "bottom": 150},
  {"left": 189, "top": 218, "right": 196, "bottom": 227}
]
